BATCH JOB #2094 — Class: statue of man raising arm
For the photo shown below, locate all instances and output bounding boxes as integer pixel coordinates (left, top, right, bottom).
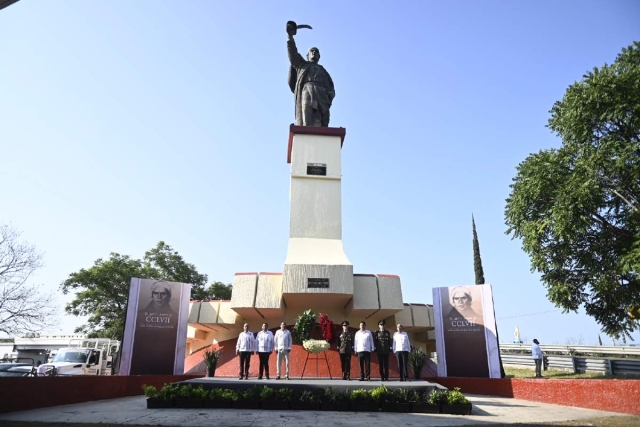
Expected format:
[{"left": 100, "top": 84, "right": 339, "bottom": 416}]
[{"left": 286, "top": 21, "right": 335, "bottom": 127}]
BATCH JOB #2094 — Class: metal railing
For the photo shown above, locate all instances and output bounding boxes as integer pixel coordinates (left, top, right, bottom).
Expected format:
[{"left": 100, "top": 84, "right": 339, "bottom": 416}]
[
  {"left": 500, "top": 343, "right": 640, "bottom": 357},
  {"left": 500, "top": 353, "right": 640, "bottom": 375}
]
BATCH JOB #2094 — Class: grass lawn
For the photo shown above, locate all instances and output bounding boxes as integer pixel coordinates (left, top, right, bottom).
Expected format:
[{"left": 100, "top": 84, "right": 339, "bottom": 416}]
[{"left": 504, "top": 367, "right": 640, "bottom": 379}]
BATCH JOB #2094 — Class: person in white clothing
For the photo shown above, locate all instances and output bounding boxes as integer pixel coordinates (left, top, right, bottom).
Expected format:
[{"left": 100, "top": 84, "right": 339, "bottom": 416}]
[
  {"left": 393, "top": 324, "right": 411, "bottom": 381},
  {"left": 235, "top": 323, "right": 256, "bottom": 379},
  {"left": 36, "top": 361, "right": 47, "bottom": 377},
  {"left": 531, "top": 338, "right": 544, "bottom": 377},
  {"left": 353, "top": 321, "right": 375, "bottom": 381},
  {"left": 256, "top": 323, "right": 275, "bottom": 379},
  {"left": 274, "top": 321, "right": 292, "bottom": 380}
]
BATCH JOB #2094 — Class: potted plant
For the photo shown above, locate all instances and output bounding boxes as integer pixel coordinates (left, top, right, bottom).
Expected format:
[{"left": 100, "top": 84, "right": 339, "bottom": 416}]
[
  {"left": 371, "top": 385, "right": 392, "bottom": 412},
  {"left": 277, "top": 387, "right": 295, "bottom": 407},
  {"left": 333, "top": 389, "right": 350, "bottom": 411},
  {"left": 203, "top": 347, "right": 222, "bottom": 377},
  {"left": 350, "top": 388, "right": 378, "bottom": 412},
  {"left": 204, "top": 388, "right": 237, "bottom": 409},
  {"left": 441, "top": 387, "right": 472, "bottom": 415},
  {"left": 143, "top": 384, "right": 173, "bottom": 409},
  {"left": 291, "top": 390, "right": 318, "bottom": 410},
  {"left": 175, "top": 384, "right": 206, "bottom": 408},
  {"left": 319, "top": 387, "right": 336, "bottom": 411},
  {"left": 408, "top": 346, "right": 427, "bottom": 380},
  {"left": 149, "top": 383, "right": 179, "bottom": 409},
  {"left": 260, "top": 386, "right": 289, "bottom": 410},
  {"left": 236, "top": 385, "right": 261, "bottom": 409},
  {"left": 392, "top": 388, "right": 411, "bottom": 413},
  {"left": 411, "top": 389, "right": 442, "bottom": 414}
]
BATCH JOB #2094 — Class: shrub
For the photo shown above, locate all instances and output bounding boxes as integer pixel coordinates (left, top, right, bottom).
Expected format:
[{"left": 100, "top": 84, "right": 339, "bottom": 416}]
[
  {"left": 142, "top": 384, "right": 158, "bottom": 398},
  {"left": 335, "top": 390, "right": 350, "bottom": 403},
  {"left": 370, "top": 385, "right": 392, "bottom": 403},
  {"left": 407, "top": 390, "right": 421, "bottom": 404},
  {"left": 277, "top": 387, "right": 295, "bottom": 402},
  {"left": 260, "top": 386, "right": 276, "bottom": 401},
  {"left": 427, "top": 389, "right": 447, "bottom": 405},
  {"left": 394, "top": 388, "right": 409, "bottom": 404},
  {"left": 242, "top": 385, "right": 262, "bottom": 400},
  {"left": 350, "top": 389, "right": 371, "bottom": 402},
  {"left": 159, "top": 384, "right": 180, "bottom": 401},
  {"left": 221, "top": 389, "right": 239, "bottom": 402},
  {"left": 321, "top": 386, "right": 336, "bottom": 403},
  {"left": 298, "top": 390, "right": 317, "bottom": 403},
  {"left": 445, "top": 387, "right": 470, "bottom": 405}
]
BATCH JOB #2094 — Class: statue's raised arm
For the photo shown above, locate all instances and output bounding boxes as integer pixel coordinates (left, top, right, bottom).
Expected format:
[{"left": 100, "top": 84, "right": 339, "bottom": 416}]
[{"left": 285, "top": 21, "right": 335, "bottom": 127}]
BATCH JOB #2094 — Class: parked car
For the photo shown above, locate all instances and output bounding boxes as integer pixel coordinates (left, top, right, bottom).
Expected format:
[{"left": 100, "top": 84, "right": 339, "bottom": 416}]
[{"left": 0, "top": 365, "right": 35, "bottom": 377}]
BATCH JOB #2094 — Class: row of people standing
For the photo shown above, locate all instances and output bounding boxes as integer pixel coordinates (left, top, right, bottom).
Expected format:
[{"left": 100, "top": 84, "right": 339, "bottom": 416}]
[
  {"left": 235, "top": 319, "right": 413, "bottom": 381},
  {"left": 236, "top": 322, "right": 292, "bottom": 380},
  {"left": 338, "top": 320, "right": 411, "bottom": 381}
]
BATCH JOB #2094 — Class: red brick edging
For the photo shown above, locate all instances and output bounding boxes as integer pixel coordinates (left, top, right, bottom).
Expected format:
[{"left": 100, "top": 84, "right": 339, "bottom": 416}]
[{"left": 429, "top": 377, "right": 640, "bottom": 415}]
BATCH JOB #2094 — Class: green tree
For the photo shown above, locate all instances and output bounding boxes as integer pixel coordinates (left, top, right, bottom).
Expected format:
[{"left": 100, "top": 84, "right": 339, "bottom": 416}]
[
  {"left": 61, "top": 241, "right": 214, "bottom": 339},
  {"left": 472, "top": 214, "right": 485, "bottom": 285},
  {"left": 505, "top": 42, "right": 640, "bottom": 338},
  {"left": 197, "top": 281, "right": 233, "bottom": 301}
]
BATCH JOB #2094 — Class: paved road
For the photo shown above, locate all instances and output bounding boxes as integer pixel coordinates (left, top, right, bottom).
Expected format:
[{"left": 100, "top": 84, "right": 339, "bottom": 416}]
[{"left": 0, "top": 394, "right": 620, "bottom": 426}]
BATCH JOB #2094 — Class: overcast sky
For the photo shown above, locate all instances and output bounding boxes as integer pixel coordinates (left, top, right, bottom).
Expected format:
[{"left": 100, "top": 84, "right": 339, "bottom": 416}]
[{"left": 2, "top": 0, "right": 639, "bottom": 345}]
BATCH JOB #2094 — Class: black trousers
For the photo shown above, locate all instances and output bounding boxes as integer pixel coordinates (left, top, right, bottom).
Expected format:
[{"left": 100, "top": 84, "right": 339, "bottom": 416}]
[
  {"left": 339, "top": 353, "right": 351, "bottom": 378},
  {"left": 358, "top": 351, "right": 371, "bottom": 379},
  {"left": 377, "top": 352, "right": 390, "bottom": 380},
  {"left": 239, "top": 351, "right": 252, "bottom": 377},
  {"left": 396, "top": 351, "right": 409, "bottom": 379},
  {"left": 258, "top": 352, "right": 270, "bottom": 378}
]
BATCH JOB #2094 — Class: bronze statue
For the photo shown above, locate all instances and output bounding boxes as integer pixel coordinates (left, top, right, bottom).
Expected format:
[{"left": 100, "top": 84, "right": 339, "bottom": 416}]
[{"left": 286, "top": 21, "right": 335, "bottom": 127}]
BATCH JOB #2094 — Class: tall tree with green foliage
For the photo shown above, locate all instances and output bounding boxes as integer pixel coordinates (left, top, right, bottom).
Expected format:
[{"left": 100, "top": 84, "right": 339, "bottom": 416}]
[
  {"left": 61, "top": 241, "right": 230, "bottom": 339},
  {"left": 505, "top": 42, "right": 640, "bottom": 338},
  {"left": 472, "top": 214, "right": 485, "bottom": 285}
]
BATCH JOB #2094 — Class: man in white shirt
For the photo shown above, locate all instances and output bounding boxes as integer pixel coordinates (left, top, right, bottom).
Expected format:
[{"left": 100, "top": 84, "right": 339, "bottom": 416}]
[
  {"left": 274, "top": 321, "right": 292, "bottom": 380},
  {"left": 256, "top": 323, "right": 275, "bottom": 379},
  {"left": 36, "top": 361, "right": 48, "bottom": 377},
  {"left": 235, "top": 323, "right": 256, "bottom": 380},
  {"left": 393, "top": 323, "right": 411, "bottom": 381},
  {"left": 531, "top": 338, "right": 544, "bottom": 378},
  {"left": 353, "top": 321, "right": 375, "bottom": 381}
]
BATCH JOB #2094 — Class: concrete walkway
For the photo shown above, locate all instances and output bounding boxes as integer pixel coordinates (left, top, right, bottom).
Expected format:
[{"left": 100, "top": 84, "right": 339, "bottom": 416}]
[{"left": 0, "top": 394, "right": 621, "bottom": 426}]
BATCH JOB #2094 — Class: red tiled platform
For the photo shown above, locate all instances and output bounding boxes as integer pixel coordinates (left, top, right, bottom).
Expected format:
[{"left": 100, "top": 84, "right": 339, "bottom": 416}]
[{"left": 185, "top": 332, "right": 436, "bottom": 379}]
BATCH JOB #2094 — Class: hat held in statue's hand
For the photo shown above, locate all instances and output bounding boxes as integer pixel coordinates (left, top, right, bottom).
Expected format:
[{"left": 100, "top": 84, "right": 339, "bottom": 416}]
[
  {"left": 341, "top": 321, "right": 349, "bottom": 326},
  {"left": 286, "top": 21, "right": 297, "bottom": 35}
]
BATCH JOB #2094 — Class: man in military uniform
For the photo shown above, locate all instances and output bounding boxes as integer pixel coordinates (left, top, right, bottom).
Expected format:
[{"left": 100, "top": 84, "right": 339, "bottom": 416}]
[
  {"left": 374, "top": 320, "right": 392, "bottom": 381},
  {"left": 338, "top": 321, "right": 354, "bottom": 380}
]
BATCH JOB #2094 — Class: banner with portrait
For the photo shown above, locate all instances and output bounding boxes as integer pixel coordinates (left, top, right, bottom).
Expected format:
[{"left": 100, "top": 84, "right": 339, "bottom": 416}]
[
  {"left": 119, "top": 278, "right": 191, "bottom": 375},
  {"left": 433, "top": 284, "right": 501, "bottom": 378}
]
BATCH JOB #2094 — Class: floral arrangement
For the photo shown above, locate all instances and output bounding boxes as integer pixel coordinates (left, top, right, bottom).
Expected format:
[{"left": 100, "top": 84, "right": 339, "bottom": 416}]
[
  {"left": 302, "top": 339, "right": 330, "bottom": 353},
  {"left": 318, "top": 313, "right": 334, "bottom": 343}
]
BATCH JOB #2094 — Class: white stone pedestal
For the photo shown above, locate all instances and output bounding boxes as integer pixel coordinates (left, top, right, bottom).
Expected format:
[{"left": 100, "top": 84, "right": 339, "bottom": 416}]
[{"left": 282, "top": 126, "right": 353, "bottom": 308}]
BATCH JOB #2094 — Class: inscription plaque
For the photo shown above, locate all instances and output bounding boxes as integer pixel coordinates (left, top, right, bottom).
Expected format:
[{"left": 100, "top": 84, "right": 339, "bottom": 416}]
[
  {"left": 308, "top": 278, "right": 329, "bottom": 288},
  {"left": 307, "top": 163, "right": 327, "bottom": 176}
]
